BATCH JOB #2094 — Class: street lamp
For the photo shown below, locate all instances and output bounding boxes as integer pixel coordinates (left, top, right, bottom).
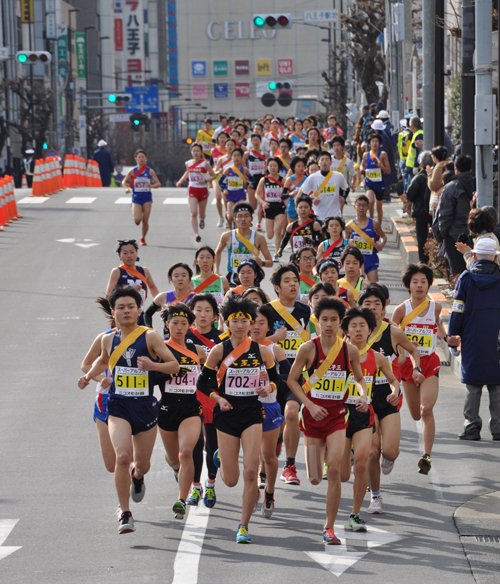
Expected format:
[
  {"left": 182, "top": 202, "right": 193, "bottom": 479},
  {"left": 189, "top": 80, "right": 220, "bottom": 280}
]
[{"left": 66, "top": 8, "right": 80, "bottom": 152}]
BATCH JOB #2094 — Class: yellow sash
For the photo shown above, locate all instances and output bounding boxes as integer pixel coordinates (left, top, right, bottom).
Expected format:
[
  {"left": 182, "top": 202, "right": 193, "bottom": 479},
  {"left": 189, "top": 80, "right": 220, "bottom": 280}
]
[
  {"left": 278, "top": 156, "right": 290, "bottom": 171},
  {"left": 338, "top": 277, "right": 360, "bottom": 302},
  {"left": 270, "top": 299, "right": 309, "bottom": 342},
  {"left": 348, "top": 220, "right": 377, "bottom": 248},
  {"left": 109, "top": 326, "right": 150, "bottom": 373},
  {"left": 310, "top": 314, "right": 319, "bottom": 328},
  {"left": 303, "top": 337, "right": 343, "bottom": 393},
  {"left": 312, "top": 170, "right": 333, "bottom": 199},
  {"left": 229, "top": 165, "right": 246, "bottom": 184},
  {"left": 235, "top": 229, "right": 260, "bottom": 258},
  {"left": 336, "top": 156, "right": 347, "bottom": 174},
  {"left": 399, "top": 299, "right": 430, "bottom": 330},
  {"left": 359, "top": 321, "right": 389, "bottom": 355}
]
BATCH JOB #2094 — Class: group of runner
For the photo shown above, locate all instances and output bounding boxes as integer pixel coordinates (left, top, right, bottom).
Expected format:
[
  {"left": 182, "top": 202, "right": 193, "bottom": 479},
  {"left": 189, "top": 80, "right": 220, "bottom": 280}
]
[{"left": 78, "top": 148, "right": 460, "bottom": 543}]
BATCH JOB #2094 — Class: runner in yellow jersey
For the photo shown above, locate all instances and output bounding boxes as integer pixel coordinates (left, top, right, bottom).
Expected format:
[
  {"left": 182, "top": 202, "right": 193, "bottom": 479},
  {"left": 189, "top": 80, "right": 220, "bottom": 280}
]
[{"left": 195, "top": 118, "right": 215, "bottom": 160}]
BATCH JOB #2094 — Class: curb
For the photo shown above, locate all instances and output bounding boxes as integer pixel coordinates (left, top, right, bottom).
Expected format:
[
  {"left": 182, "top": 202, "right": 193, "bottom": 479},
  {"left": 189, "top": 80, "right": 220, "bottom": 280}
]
[{"left": 389, "top": 216, "right": 461, "bottom": 378}]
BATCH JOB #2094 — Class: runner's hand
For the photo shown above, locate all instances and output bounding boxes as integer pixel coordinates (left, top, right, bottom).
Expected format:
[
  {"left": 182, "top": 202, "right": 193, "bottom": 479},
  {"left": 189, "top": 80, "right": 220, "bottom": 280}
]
[
  {"left": 312, "top": 198, "right": 319, "bottom": 206},
  {"left": 256, "top": 383, "right": 272, "bottom": 398},
  {"left": 412, "top": 370, "right": 425, "bottom": 386},
  {"left": 254, "top": 257, "right": 263, "bottom": 266},
  {"left": 137, "top": 356, "right": 156, "bottom": 371},
  {"left": 355, "top": 395, "right": 368, "bottom": 412},
  {"left": 124, "top": 187, "right": 131, "bottom": 194},
  {"left": 447, "top": 335, "right": 460, "bottom": 347},
  {"left": 308, "top": 403, "right": 329, "bottom": 421},
  {"left": 133, "top": 284, "right": 142, "bottom": 293},
  {"left": 263, "top": 202, "right": 270, "bottom": 209},
  {"left": 101, "top": 378, "right": 112, "bottom": 390},
  {"left": 217, "top": 397, "right": 233, "bottom": 411},
  {"left": 374, "top": 243, "right": 383, "bottom": 252},
  {"left": 78, "top": 375, "right": 90, "bottom": 390},
  {"left": 274, "top": 326, "right": 288, "bottom": 342},
  {"left": 387, "top": 391, "right": 399, "bottom": 406}
]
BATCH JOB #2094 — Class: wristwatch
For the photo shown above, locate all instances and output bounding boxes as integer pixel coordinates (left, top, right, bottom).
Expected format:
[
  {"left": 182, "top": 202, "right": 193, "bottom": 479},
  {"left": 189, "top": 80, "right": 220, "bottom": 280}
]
[{"left": 413, "top": 366, "right": 422, "bottom": 373}]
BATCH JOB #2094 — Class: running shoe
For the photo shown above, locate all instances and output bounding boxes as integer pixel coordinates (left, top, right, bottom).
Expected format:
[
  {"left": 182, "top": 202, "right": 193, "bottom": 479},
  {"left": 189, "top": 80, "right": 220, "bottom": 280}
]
[
  {"left": 280, "top": 465, "right": 300, "bottom": 485},
  {"left": 322, "top": 528, "right": 341, "bottom": 545},
  {"left": 204, "top": 482, "right": 216, "bottom": 508},
  {"left": 381, "top": 457, "right": 395, "bottom": 475},
  {"left": 199, "top": 219, "right": 205, "bottom": 230},
  {"left": 116, "top": 505, "right": 122, "bottom": 521},
  {"left": 213, "top": 449, "right": 220, "bottom": 468},
  {"left": 418, "top": 454, "right": 432, "bottom": 475},
  {"left": 256, "top": 223, "right": 262, "bottom": 232},
  {"left": 236, "top": 524, "right": 251, "bottom": 544},
  {"left": 273, "top": 254, "right": 279, "bottom": 262},
  {"left": 195, "top": 235, "right": 202, "bottom": 243},
  {"left": 186, "top": 486, "right": 203, "bottom": 506},
  {"left": 258, "top": 473, "right": 267, "bottom": 490},
  {"left": 140, "top": 237, "right": 147, "bottom": 246},
  {"left": 130, "top": 465, "right": 145, "bottom": 503},
  {"left": 323, "top": 463, "right": 328, "bottom": 480},
  {"left": 173, "top": 499, "right": 186, "bottom": 520},
  {"left": 261, "top": 494, "right": 275, "bottom": 519},
  {"left": 349, "top": 514, "right": 367, "bottom": 532},
  {"left": 367, "top": 496, "right": 383, "bottom": 514},
  {"left": 118, "top": 511, "right": 135, "bottom": 534},
  {"left": 217, "top": 217, "right": 224, "bottom": 228}
]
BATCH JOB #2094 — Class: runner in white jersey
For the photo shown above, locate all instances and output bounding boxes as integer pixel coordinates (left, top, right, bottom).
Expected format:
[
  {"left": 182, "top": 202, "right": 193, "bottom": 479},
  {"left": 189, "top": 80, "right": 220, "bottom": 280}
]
[{"left": 330, "top": 135, "right": 356, "bottom": 215}]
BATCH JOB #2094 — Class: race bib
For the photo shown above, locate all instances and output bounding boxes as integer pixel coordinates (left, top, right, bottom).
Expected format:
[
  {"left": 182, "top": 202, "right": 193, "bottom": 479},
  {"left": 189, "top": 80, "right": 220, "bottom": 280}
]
[
  {"left": 164, "top": 364, "right": 198, "bottom": 395},
  {"left": 277, "top": 331, "right": 304, "bottom": 359},
  {"left": 346, "top": 375, "right": 373, "bottom": 405},
  {"left": 202, "top": 141, "right": 212, "bottom": 152},
  {"left": 292, "top": 236, "right": 307, "bottom": 251},
  {"left": 249, "top": 161, "right": 265, "bottom": 174},
  {"left": 134, "top": 178, "right": 151, "bottom": 192},
  {"left": 375, "top": 355, "right": 395, "bottom": 385},
  {"left": 232, "top": 253, "right": 251, "bottom": 271},
  {"left": 405, "top": 325, "right": 435, "bottom": 356},
  {"left": 310, "top": 370, "right": 348, "bottom": 400},
  {"left": 352, "top": 236, "right": 373, "bottom": 255},
  {"left": 190, "top": 172, "right": 205, "bottom": 185},
  {"left": 210, "top": 291, "right": 224, "bottom": 305},
  {"left": 226, "top": 366, "right": 260, "bottom": 397},
  {"left": 321, "top": 185, "right": 336, "bottom": 194},
  {"left": 228, "top": 179, "right": 244, "bottom": 190},
  {"left": 114, "top": 366, "right": 149, "bottom": 397},
  {"left": 366, "top": 169, "right": 382, "bottom": 182}
]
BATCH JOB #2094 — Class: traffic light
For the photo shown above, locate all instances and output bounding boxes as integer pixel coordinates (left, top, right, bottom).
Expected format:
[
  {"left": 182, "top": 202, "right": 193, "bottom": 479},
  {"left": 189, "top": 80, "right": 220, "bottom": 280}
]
[
  {"left": 129, "top": 113, "right": 150, "bottom": 131},
  {"left": 108, "top": 94, "right": 131, "bottom": 104},
  {"left": 264, "top": 81, "right": 293, "bottom": 107},
  {"left": 16, "top": 51, "right": 52, "bottom": 64},
  {"left": 268, "top": 81, "right": 292, "bottom": 91},
  {"left": 253, "top": 14, "right": 292, "bottom": 29}
]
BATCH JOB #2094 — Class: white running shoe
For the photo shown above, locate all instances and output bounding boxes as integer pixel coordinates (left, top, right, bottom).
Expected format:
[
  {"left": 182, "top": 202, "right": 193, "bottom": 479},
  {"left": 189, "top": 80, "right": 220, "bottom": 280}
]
[
  {"left": 381, "top": 457, "right": 395, "bottom": 475},
  {"left": 367, "top": 496, "right": 383, "bottom": 514},
  {"left": 261, "top": 496, "right": 275, "bottom": 519},
  {"left": 216, "top": 217, "right": 224, "bottom": 228}
]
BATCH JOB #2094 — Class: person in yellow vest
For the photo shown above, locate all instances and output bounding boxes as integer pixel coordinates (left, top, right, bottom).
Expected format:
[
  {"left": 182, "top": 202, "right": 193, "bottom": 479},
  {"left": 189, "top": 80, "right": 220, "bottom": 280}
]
[
  {"left": 403, "top": 116, "right": 423, "bottom": 194},
  {"left": 196, "top": 118, "right": 215, "bottom": 160},
  {"left": 397, "top": 118, "right": 413, "bottom": 173}
]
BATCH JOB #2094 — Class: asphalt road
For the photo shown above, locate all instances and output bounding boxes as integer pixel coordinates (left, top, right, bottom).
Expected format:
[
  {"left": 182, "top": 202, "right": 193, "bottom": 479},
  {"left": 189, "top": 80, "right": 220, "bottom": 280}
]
[{"left": 1, "top": 187, "right": 499, "bottom": 583}]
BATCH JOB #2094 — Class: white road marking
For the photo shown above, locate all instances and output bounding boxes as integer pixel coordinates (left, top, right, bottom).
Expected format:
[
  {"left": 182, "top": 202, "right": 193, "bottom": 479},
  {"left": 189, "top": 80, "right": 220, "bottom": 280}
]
[
  {"left": 163, "top": 198, "right": 188, "bottom": 204},
  {"left": 57, "top": 238, "right": 76, "bottom": 243},
  {"left": 74, "top": 243, "right": 100, "bottom": 248},
  {"left": 172, "top": 471, "right": 210, "bottom": 584},
  {"left": 211, "top": 198, "right": 216, "bottom": 205},
  {"left": 66, "top": 197, "right": 96, "bottom": 204},
  {"left": 17, "top": 197, "right": 48, "bottom": 204},
  {"left": 57, "top": 238, "right": 99, "bottom": 249},
  {"left": 0, "top": 519, "right": 21, "bottom": 562},
  {"left": 305, "top": 524, "right": 403, "bottom": 577},
  {"left": 115, "top": 197, "right": 131, "bottom": 204}
]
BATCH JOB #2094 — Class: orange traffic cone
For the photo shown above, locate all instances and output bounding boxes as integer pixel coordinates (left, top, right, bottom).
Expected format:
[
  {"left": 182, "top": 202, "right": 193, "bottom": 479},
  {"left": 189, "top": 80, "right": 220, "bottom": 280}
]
[
  {"left": 94, "top": 161, "right": 103, "bottom": 187},
  {"left": 30, "top": 160, "right": 41, "bottom": 196},
  {"left": 55, "top": 157, "right": 64, "bottom": 191},
  {"left": 6, "top": 176, "right": 22, "bottom": 219},
  {"left": 22, "top": 174, "right": 28, "bottom": 188}
]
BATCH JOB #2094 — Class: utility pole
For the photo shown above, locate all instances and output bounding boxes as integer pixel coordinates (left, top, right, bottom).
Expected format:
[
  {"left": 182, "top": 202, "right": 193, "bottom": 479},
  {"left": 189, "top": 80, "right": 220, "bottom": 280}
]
[
  {"left": 434, "top": 0, "right": 445, "bottom": 146},
  {"left": 422, "top": 0, "right": 435, "bottom": 150},
  {"left": 474, "top": 0, "right": 494, "bottom": 206},
  {"left": 461, "top": 0, "right": 475, "bottom": 162}
]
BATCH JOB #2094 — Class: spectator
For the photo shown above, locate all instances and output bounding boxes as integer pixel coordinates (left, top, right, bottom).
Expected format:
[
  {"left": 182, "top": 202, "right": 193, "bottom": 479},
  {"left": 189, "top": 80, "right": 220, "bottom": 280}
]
[
  {"left": 455, "top": 208, "right": 500, "bottom": 268},
  {"left": 483, "top": 206, "right": 500, "bottom": 241},
  {"left": 448, "top": 238, "right": 500, "bottom": 441},
  {"left": 403, "top": 116, "right": 423, "bottom": 194},
  {"left": 436, "top": 154, "right": 476, "bottom": 277},
  {"left": 397, "top": 118, "right": 413, "bottom": 174},
  {"left": 406, "top": 151, "right": 433, "bottom": 263},
  {"left": 93, "top": 140, "right": 114, "bottom": 187},
  {"left": 427, "top": 145, "right": 450, "bottom": 214},
  {"left": 376, "top": 110, "right": 398, "bottom": 192},
  {"left": 354, "top": 105, "right": 370, "bottom": 160}
]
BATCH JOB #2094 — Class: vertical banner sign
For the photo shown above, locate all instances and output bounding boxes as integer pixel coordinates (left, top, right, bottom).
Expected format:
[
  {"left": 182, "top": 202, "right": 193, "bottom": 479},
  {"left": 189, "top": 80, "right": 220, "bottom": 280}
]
[
  {"left": 123, "top": 0, "right": 144, "bottom": 85},
  {"left": 115, "top": 19, "right": 123, "bottom": 51},
  {"left": 57, "top": 24, "right": 68, "bottom": 78},
  {"left": 21, "top": 0, "right": 33, "bottom": 23},
  {"left": 75, "top": 33, "right": 87, "bottom": 79},
  {"left": 168, "top": 0, "right": 179, "bottom": 97}
]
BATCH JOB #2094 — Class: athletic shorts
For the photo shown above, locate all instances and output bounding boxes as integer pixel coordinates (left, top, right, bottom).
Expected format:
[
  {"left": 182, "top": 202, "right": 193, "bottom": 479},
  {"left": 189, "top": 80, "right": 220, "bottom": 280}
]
[
  {"left": 363, "top": 253, "right": 380, "bottom": 274},
  {"left": 158, "top": 397, "right": 202, "bottom": 432},
  {"left": 107, "top": 395, "right": 158, "bottom": 435},
  {"left": 364, "top": 184, "right": 387, "bottom": 201},
  {"left": 264, "top": 202, "right": 287, "bottom": 220},
  {"left": 188, "top": 186, "right": 209, "bottom": 201},
  {"left": 400, "top": 352, "right": 440, "bottom": 381},
  {"left": 249, "top": 174, "right": 264, "bottom": 190},
  {"left": 226, "top": 190, "right": 246, "bottom": 203},
  {"left": 277, "top": 384, "right": 301, "bottom": 415},
  {"left": 299, "top": 403, "right": 348, "bottom": 442},
  {"left": 371, "top": 386, "right": 403, "bottom": 421},
  {"left": 197, "top": 390, "right": 215, "bottom": 424},
  {"left": 345, "top": 404, "right": 375, "bottom": 439},
  {"left": 93, "top": 393, "right": 109, "bottom": 423},
  {"left": 262, "top": 401, "right": 284, "bottom": 432},
  {"left": 213, "top": 400, "right": 265, "bottom": 438},
  {"left": 132, "top": 192, "right": 153, "bottom": 205}
]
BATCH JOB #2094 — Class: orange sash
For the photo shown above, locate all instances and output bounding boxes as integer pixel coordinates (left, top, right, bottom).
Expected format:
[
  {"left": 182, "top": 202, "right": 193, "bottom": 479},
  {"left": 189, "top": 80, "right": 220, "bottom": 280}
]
[
  {"left": 216, "top": 337, "right": 252, "bottom": 386},
  {"left": 165, "top": 339, "right": 200, "bottom": 364},
  {"left": 119, "top": 264, "right": 148, "bottom": 293}
]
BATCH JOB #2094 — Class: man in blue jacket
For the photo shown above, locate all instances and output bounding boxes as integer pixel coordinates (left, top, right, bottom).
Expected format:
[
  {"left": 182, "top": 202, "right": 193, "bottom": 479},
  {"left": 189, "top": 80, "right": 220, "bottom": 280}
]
[
  {"left": 448, "top": 238, "right": 500, "bottom": 441},
  {"left": 93, "top": 139, "right": 114, "bottom": 187}
]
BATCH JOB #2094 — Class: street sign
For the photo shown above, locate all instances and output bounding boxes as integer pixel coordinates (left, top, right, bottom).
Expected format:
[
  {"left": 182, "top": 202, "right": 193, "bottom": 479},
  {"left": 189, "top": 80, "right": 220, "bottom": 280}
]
[
  {"left": 125, "top": 86, "right": 159, "bottom": 113},
  {"left": 304, "top": 10, "right": 338, "bottom": 23},
  {"left": 109, "top": 113, "right": 130, "bottom": 122},
  {"left": 75, "top": 33, "right": 86, "bottom": 79},
  {"left": 0, "top": 48, "right": 9, "bottom": 61}
]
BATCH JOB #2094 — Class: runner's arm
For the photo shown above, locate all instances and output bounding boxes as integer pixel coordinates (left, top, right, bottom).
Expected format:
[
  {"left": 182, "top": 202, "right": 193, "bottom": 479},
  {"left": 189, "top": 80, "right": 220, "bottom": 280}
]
[
  {"left": 360, "top": 152, "right": 368, "bottom": 172},
  {"left": 380, "top": 152, "right": 391, "bottom": 174},
  {"left": 81, "top": 333, "right": 109, "bottom": 384},
  {"left": 105, "top": 268, "right": 121, "bottom": 297},
  {"left": 373, "top": 219, "right": 387, "bottom": 251},
  {"left": 141, "top": 331, "right": 180, "bottom": 374},
  {"left": 391, "top": 303, "right": 405, "bottom": 326},
  {"left": 176, "top": 169, "right": 189, "bottom": 188},
  {"left": 316, "top": 241, "right": 326, "bottom": 261},
  {"left": 255, "top": 177, "right": 266, "bottom": 206},
  {"left": 255, "top": 233, "right": 274, "bottom": 268},
  {"left": 121, "top": 168, "right": 134, "bottom": 189},
  {"left": 277, "top": 229, "right": 292, "bottom": 257},
  {"left": 78, "top": 334, "right": 113, "bottom": 388},
  {"left": 347, "top": 344, "right": 369, "bottom": 412},
  {"left": 346, "top": 289, "right": 356, "bottom": 308},
  {"left": 435, "top": 301, "right": 459, "bottom": 346},
  {"left": 149, "top": 169, "right": 161, "bottom": 189},
  {"left": 144, "top": 267, "right": 160, "bottom": 298},
  {"left": 214, "top": 232, "right": 230, "bottom": 275},
  {"left": 144, "top": 293, "right": 165, "bottom": 328},
  {"left": 196, "top": 345, "right": 207, "bottom": 365}
]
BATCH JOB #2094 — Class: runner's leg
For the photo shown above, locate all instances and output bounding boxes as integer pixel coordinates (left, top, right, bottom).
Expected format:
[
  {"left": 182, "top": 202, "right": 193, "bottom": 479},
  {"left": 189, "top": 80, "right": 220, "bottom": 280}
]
[
  {"left": 132, "top": 202, "right": 144, "bottom": 227},
  {"left": 274, "top": 213, "right": 287, "bottom": 251},
  {"left": 261, "top": 427, "right": 280, "bottom": 496},
  {"left": 419, "top": 376, "right": 439, "bottom": 455},
  {"left": 217, "top": 430, "right": 241, "bottom": 486},
  {"left": 199, "top": 198, "right": 208, "bottom": 227},
  {"left": 96, "top": 418, "right": 116, "bottom": 473},
  {"left": 214, "top": 183, "right": 224, "bottom": 221},
  {"left": 351, "top": 428, "right": 372, "bottom": 514},
  {"left": 141, "top": 201, "right": 152, "bottom": 240},
  {"left": 366, "top": 189, "right": 375, "bottom": 219},
  {"left": 368, "top": 416, "right": 382, "bottom": 493},
  {"left": 324, "top": 430, "right": 346, "bottom": 529},
  {"left": 376, "top": 198, "right": 383, "bottom": 226},
  {"left": 283, "top": 400, "right": 300, "bottom": 474},
  {"left": 265, "top": 217, "right": 275, "bottom": 242},
  {"left": 177, "top": 417, "right": 202, "bottom": 501},
  {"left": 240, "top": 423, "right": 263, "bottom": 526},
  {"left": 188, "top": 196, "right": 200, "bottom": 237},
  {"left": 108, "top": 416, "right": 134, "bottom": 512}
]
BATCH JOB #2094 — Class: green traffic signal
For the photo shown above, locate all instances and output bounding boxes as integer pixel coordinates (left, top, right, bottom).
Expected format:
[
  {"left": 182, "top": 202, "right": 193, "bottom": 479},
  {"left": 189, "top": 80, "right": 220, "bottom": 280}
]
[
  {"left": 254, "top": 16, "right": 265, "bottom": 27},
  {"left": 17, "top": 53, "right": 28, "bottom": 63},
  {"left": 268, "top": 82, "right": 277, "bottom": 90},
  {"left": 108, "top": 95, "right": 117, "bottom": 102},
  {"left": 134, "top": 119, "right": 140, "bottom": 126},
  {"left": 43, "top": 143, "right": 47, "bottom": 149}
]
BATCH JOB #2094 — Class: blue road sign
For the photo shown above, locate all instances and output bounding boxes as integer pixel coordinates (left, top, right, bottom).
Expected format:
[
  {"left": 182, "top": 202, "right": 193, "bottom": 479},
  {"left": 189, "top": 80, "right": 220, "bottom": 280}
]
[{"left": 125, "top": 86, "right": 159, "bottom": 113}]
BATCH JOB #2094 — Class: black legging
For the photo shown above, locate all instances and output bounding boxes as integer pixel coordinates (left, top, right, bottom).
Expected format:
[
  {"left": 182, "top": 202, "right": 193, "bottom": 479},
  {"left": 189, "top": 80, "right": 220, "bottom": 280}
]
[{"left": 193, "top": 423, "right": 219, "bottom": 483}]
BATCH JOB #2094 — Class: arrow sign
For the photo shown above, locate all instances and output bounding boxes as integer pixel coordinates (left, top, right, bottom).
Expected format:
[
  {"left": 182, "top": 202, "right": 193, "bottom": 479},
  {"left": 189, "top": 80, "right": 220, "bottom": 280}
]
[
  {"left": 0, "top": 519, "right": 21, "bottom": 561},
  {"left": 74, "top": 243, "right": 100, "bottom": 248},
  {"left": 304, "top": 524, "right": 403, "bottom": 577}
]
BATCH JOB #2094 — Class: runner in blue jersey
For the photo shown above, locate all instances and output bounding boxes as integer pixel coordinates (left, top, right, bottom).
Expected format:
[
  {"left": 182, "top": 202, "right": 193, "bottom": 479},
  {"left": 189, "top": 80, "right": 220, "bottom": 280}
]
[
  {"left": 290, "top": 119, "right": 306, "bottom": 153},
  {"left": 283, "top": 156, "right": 307, "bottom": 222},
  {"left": 360, "top": 133, "right": 390, "bottom": 226},
  {"left": 219, "top": 147, "right": 250, "bottom": 226},
  {"left": 122, "top": 149, "right": 161, "bottom": 246},
  {"left": 78, "top": 286, "right": 180, "bottom": 535}
]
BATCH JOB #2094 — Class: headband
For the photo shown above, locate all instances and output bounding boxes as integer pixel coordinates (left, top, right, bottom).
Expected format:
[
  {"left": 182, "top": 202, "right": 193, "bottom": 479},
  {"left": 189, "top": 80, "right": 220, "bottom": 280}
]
[
  {"left": 237, "top": 260, "right": 257, "bottom": 271},
  {"left": 227, "top": 312, "right": 252, "bottom": 321},
  {"left": 319, "top": 260, "right": 339, "bottom": 274},
  {"left": 235, "top": 204, "right": 253, "bottom": 215},
  {"left": 167, "top": 309, "right": 190, "bottom": 321}
]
